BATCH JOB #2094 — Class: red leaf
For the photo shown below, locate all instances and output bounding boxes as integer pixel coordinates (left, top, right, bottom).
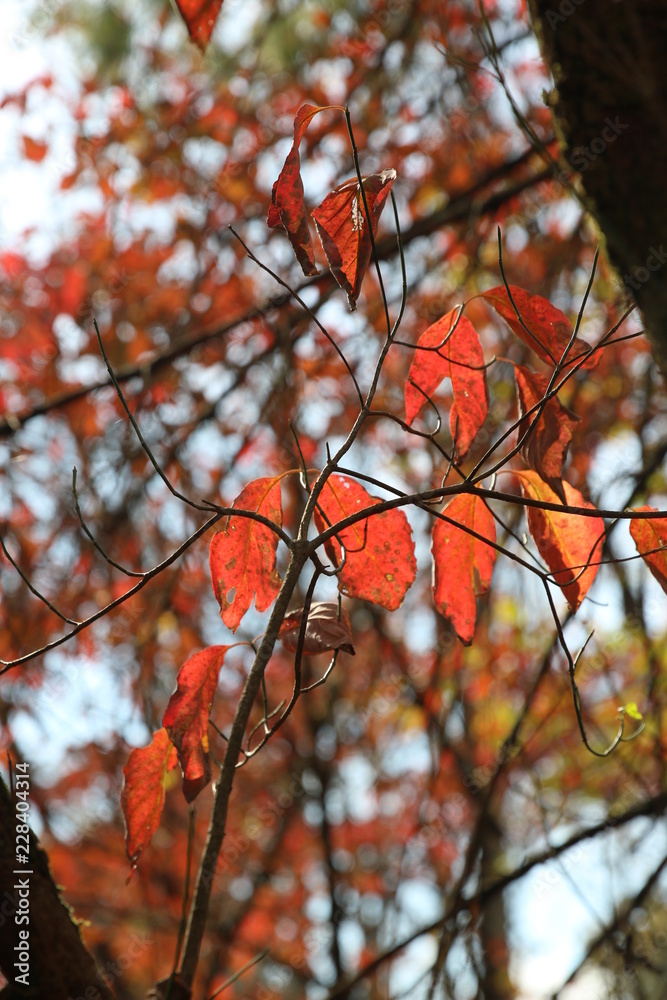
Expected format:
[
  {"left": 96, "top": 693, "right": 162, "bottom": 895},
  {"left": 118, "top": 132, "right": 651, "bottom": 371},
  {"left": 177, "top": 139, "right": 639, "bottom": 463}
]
[
  {"left": 517, "top": 472, "right": 604, "bottom": 610},
  {"left": 314, "top": 474, "right": 416, "bottom": 611},
  {"left": 431, "top": 492, "right": 496, "bottom": 646},
  {"left": 22, "top": 136, "right": 48, "bottom": 162},
  {"left": 312, "top": 168, "right": 396, "bottom": 309},
  {"left": 173, "top": 0, "right": 224, "bottom": 49},
  {"left": 483, "top": 285, "right": 596, "bottom": 369},
  {"left": 279, "top": 602, "right": 355, "bottom": 655},
  {"left": 267, "top": 104, "right": 329, "bottom": 277},
  {"left": 209, "top": 477, "right": 283, "bottom": 631},
  {"left": 163, "top": 646, "right": 229, "bottom": 802},
  {"left": 629, "top": 507, "right": 667, "bottom": 594},
  {"left": 121, "top": 728, "right": 177, "bottom": 867},
  {"left": 405, "top": 309, "right": 488, "bottom": 456},
  {"left": 515, "top": 365, "right": 579, "bottom": 500}
]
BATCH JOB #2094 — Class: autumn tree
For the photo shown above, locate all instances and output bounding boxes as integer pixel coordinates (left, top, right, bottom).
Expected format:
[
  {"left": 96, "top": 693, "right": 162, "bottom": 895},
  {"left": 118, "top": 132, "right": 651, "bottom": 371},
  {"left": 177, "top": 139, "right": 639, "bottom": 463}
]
[{"left": 0, "top": 3, "right": 666, "bottom": 999}]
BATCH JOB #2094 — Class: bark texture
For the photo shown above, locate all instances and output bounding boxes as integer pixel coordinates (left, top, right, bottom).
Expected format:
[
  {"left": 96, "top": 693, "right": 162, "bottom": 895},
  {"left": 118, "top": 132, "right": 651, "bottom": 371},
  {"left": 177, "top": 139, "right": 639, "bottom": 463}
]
[
  {"left": 0, "top": 775, "right": 114, "bottom": 1000},
  {"left": 528, "top": 0, "right": 667, "bottom": 370}
]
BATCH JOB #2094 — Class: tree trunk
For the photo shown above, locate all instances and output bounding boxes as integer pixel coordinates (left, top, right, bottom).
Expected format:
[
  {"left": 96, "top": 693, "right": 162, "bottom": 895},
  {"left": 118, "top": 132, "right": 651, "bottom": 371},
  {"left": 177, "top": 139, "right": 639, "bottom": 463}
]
[
  {"left": 0, "top": 775, "right": 114, "bottom": 1000},
  {"left": 528, "top": 0, "right": 667, "bottom": 371}
]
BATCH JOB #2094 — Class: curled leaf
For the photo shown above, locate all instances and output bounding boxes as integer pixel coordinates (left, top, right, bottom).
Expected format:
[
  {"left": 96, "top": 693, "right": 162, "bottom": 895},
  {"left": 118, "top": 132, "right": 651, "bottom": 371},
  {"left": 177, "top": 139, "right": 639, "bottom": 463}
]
[
  {"left": 268, "top": 104, "right": 329, "bottom": 276},
  {"left": 313, "top": 168, "right": 396, "bottom": 309},
  {"left": 279, "top": 602, "right": 355, "bottom": 655},
  {"left": 163, "top": 645, "right": 230, "bottom": 803}
]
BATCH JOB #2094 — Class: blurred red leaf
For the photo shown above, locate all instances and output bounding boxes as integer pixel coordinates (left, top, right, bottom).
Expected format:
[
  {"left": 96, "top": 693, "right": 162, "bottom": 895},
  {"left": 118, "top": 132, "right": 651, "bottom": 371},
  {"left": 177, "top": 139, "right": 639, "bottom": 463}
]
[
  {"left": 405, "top": 309, "right": 488, "bottom": 456},
  {"left": 173, "top": 0, "right": 224, "bottom": 49},
  {"left": 314, "top": 474, "right": 416, "bottom": 611},
  {"left": 517, "top": 472, "right": 604, "bottom": 610},
  {"left": 209, "top": 477, "right": 283, "bottom": 631},
  {"left": 279, "top": 602, "right": 355, "bottom": 655},
  {"left": 268, "top": 104, "right": 329, "bottom": 277},
  {"left": 312, "top": 168, "right": 396, "bottom": 309},
  {"left": 22, "top": 136, "right": 48, "bottom": 162},
  {"left": 515, "top": 365, "right": 579, "bottom": 500},
  {"left": 432, "top": 492, "right": 496, "bottom": 646},
  {"left": 629, "top": 507, "right": 667, "bottom": 593},
  {"left": 163, "top": 645, "right": 230, "bottom": 802},
  {"left": 483, "top": 285, "right": 596, "bottom": 369},
  {"left": 121, "top": 727, "right": 177, "bottom": 867}
]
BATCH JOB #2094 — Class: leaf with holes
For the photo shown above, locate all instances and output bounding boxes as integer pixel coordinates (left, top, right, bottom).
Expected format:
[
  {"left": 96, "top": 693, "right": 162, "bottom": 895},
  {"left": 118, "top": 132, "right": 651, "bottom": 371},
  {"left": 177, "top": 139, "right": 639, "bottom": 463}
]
[
  {"left": 405, "top": 309, "right": 488, "bottom": 456},
  {"left": 432, "top": 492, "right": 496, "bottom": 646},
  {"left": 517, "top": 471, "right": 604, "bottom": 610},
  {"left": 279, "top": 602, "right": 355, "bottom": 655},
  {"left": 121, "top": 728, "right": 178, "bottom": 868},
  {"left": 163, "top": 645, "right": 230, "bottom": 802},
  {"left": 173, "top": 0, "right": 225, "bottom": 49},
  {"left": 515, "top": 365, "right": 579, "bottom": 501},
  {"left": 268, "top": 104, "right": 331, "bottom": 276},
  {"left": 312, "top": 169, "right": 396, "bottom": 309},
  {"left": 210, "top": 477, "right": 283, "bottom": 631},
  {"left": 483, "top": 285, "right": 596, "bottom": 370},
  {"left": 629, "top": 507, "right": 667, "bottom": 594},
  {"left": 314, "top": 474, "right": 416, "bottom": 611}
]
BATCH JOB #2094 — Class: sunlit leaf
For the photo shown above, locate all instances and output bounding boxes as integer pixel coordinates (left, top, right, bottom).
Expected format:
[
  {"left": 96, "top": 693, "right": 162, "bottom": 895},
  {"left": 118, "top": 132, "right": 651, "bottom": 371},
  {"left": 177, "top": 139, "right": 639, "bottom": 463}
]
[
  {"left": 209, "top": 477, "right": 283, "bottom": 632},
  {"left": 121, "top": 728, "right": 178, "bottom": 868},
  {"left": 431, "top": 492, "right": 496, "bottom": 645},
  {"left": 405, "top": 309, "right": 488, "bottom": 456},
  {"left": 173, "top": 0, "right": 225, "bottom": 50},
  {"left": 163, "top": 645, "right": 230, "bottom": 802},
  {"left": 518, "top": 472, "right": 604, "bottom": 610},
  {"left": 629, "top": 506, "right": 667, "bottom": 594},
  {"left": 314, "top": 474, "right": 416, "bottom": 611},
  {"left": 483, "top": 285, "right": 596, "bottom": 369}
]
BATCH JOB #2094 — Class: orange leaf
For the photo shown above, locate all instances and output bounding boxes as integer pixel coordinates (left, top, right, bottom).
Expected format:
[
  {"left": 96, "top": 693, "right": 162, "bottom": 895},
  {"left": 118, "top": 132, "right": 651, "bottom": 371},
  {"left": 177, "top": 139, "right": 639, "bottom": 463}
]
[
  {"left": 22, "top": 136, "right": 48, "bottom": 162},
  {"left": 515, "top": 365, "right": 579, "bottom": 500},
  {"left": 279, "top": 602, "right": 355, "bottom": 655},
  {"left": 163, "top": 645, "right": 229, "bottom": 802},
  {"left": 173, "top": 0, "right": 224, "bottom": 49},
  {"left": 121, "top": 728, "right": 177, "bottom": 867},
  {"left": 483, "top": 285, "right": 596, "bottom": 369},
  {"left": 267, "top": 104, "right": 329, "bottom": 277},
  {"left": 209, "top": 477, "right": 283, "bottom": 631},
  {"left": 629, "top": 507, "right": 667, "bottom": 593},
  {"left": 432, "top": 492, "right": 496, "bottom": 646},
  {"left": 517, "top": 472, "right": 604, "bottom": 610},
  {"left": 405, "top": 309, "right": 488, "bottom": 456},
  {"left": 312, "top": 169, "right": 396, "bottom": 309},
  {"left": 314, "top": 475, "right": 416, "bottom": 611}
]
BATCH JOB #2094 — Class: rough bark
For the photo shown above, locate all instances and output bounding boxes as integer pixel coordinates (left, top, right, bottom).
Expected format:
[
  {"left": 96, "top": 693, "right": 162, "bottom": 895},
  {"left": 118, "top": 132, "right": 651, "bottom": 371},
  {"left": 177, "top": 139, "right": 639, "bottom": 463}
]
[
  {"left": 528, "top": 0, "right": 667, "bottom": 371},
  {"left": 0, "top": 774, "right": 114, "bottom": 1000}
]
